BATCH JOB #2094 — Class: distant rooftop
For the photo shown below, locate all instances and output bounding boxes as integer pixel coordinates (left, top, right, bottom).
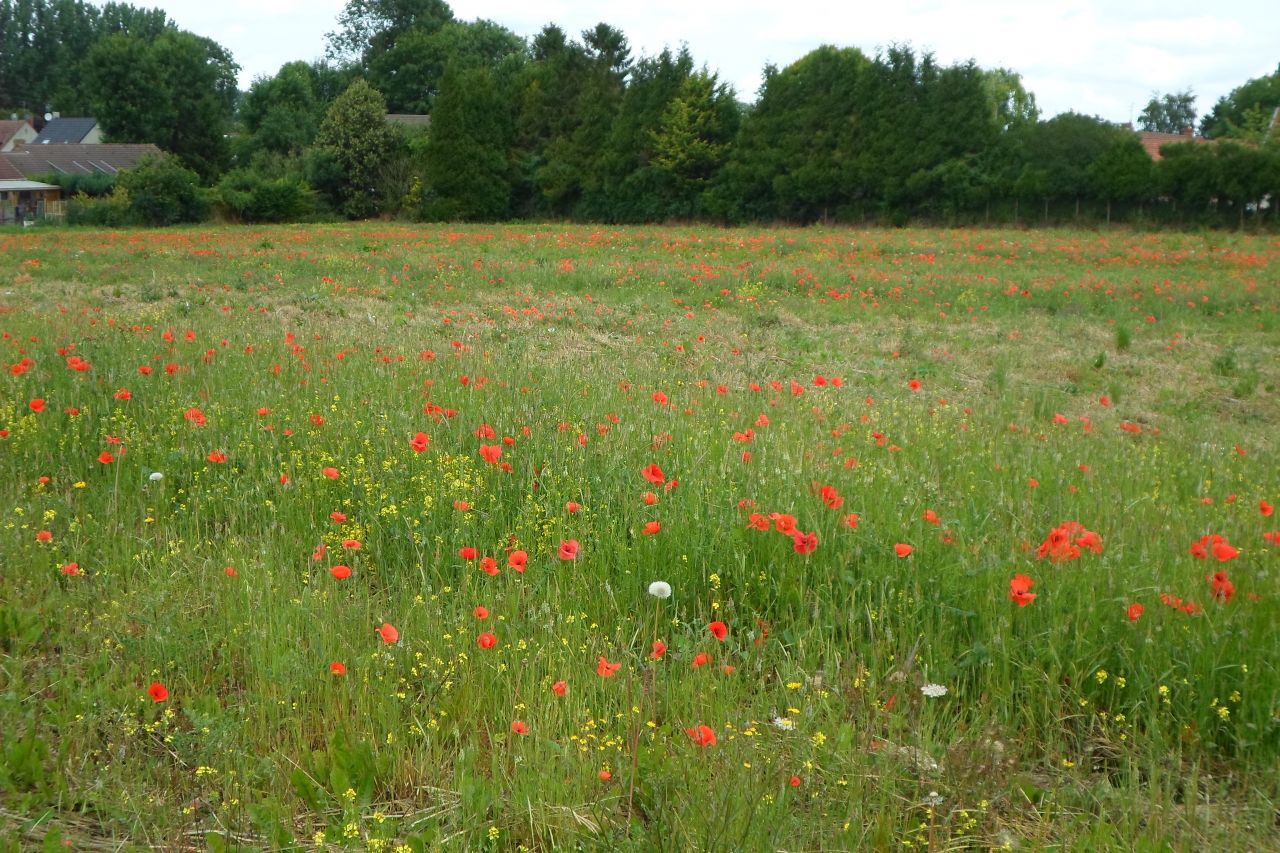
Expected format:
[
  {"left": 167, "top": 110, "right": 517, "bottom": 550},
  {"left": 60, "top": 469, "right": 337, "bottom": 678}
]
[
  {"left": 33, "top": 117, "right": 100, "bottom": 145},
  {"left": 1, "top": 143, "right": 161, "bottom": 177}
]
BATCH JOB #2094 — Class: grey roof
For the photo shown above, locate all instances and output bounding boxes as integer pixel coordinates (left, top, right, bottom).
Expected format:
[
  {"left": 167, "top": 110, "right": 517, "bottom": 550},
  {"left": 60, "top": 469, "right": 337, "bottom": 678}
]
[
  {"left": 386, "top": 114, "right": 432, "bottom": 128},
  {"left": 0, "top": 143, "right": 161, "bottom": 177},
  {"left": 33, "top": 117, "right": 99, "bottom": 144}
]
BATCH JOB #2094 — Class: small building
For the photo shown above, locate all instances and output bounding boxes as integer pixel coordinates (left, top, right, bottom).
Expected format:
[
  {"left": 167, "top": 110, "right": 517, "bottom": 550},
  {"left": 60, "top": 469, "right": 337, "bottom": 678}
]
[
  {"left": 32, "top": 117, "right": 104, "bottom": 145},
  {"left": 0, "top": 158, "right": 59, "bottom": 224},
  {"left": 0, "top": 119, "right": 39, "bottom": 152},
  {"left": 0, "top": 143, "right": 161, "bottom": 224}
]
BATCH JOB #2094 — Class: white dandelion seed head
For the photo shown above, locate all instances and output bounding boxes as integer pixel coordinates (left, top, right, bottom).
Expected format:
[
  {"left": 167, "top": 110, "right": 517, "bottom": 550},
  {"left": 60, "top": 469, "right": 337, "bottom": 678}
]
[
  {"left": 647, "top": 581, "right": 672, "bottom": 599},
  {"left": 148, "top": 471, "right": 164, "bottom": 481}
]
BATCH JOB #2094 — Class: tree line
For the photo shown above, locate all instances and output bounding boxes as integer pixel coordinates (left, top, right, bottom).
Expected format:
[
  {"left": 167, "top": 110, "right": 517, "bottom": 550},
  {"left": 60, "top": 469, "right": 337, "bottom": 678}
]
[{"left": 3, "top": 0, "right": 1278, "bottom": 227}]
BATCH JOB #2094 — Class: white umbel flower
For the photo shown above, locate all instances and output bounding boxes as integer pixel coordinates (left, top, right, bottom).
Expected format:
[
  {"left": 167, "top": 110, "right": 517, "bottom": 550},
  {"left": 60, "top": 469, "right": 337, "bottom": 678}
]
[{"left": 921, "top": 683, "right": 948, "bottom": 698}]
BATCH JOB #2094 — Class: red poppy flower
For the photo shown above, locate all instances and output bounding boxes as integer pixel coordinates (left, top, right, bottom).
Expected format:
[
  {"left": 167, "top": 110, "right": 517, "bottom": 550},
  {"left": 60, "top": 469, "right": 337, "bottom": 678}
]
[
  {"left": 598, "top": 769, "right": 612, "bottom": 781},
  {"left": 458, "top": 546, "right": 478, "bottom": 561},
  {"left": 643, "top": 521, "right": 661, "bottom": 535},
  {"left": 330, "top": 661, "right": 346, "bottom": 676},
  {"left": 29, "top": 398, "right": 46, "bottom": 412},
  {"left": 480, "top": 556, "right": 499, "bottom": 576},
  {"left": 508, "top": 550, "right": 528, "bottom": 572},
  {"left": 342, "top": 539, "right": 361, "bottom": 550},
  {"left": 474, "top": 605, "right": 489, "bottom": 620},
  {"left": 686, "top": 724, "right": 716, "bottom": 747},
  {"left": 1037, "top": 521, "right": 1103, "bottom": 562},
  {"left": 148, "top": 681, "right": 169, "bottom": 702},
  {"left": 1009, "top": 574, "right": 1036, "bottom": 607},
  {"left": 894, "top": 543, "right": 913, "bottom": 558},
  {"left": 510, "top": 720, "right": 528, "bottom": 735},
  {"left": 477, "top": 632, "right": 497, "bottom": 649},
  {"left": 98, "top": 450, "right": 114, "bottom": 464},
  {"left": 792, "top": 530, "right": 818, "bottom": 554},
  {"left": 566, "top": 501, "right": 581, "bottom": 514},
  {"left": 1210, "top": 571, "right": 1235, "bottom": 603},
  {"left": 552, "top": 680, "right": 567, "bottom": 696},
  {"left": 692, "top": 652, "right": 712, "bottom": 668},
  {"left": 641, "top": 463, "right": 665, "bottom": 485},
  {"left": 207, "top": 450, "right": 227, "bottom": 463},
  {"left": 378, "top": 623, "right": 399, "bottom": 644},
  {"left": 330, "top": 564, "right": 351, "bottom": 580},
  {"left": 330, "top": 511, "right": 347, "bottom": 523},
  {"left": 409, "top": 432, "right": 430, "bottom": 452},
  {"left": 908, "top": 379, "right": 921, "bottom": 392},
  {"left": 709, "top": 621, "right": 728, "bottom": 642},
  {"left": 61, "top": 562, "right": 80, "bottom": 576},
  {"left": 322, "top": 467, "right": 339, "bottom": 480},
  {"left": 1258, "top": 499, "right": 1273, "bottom": 517},
  {"left": 643, "top": 491, "right": 658, "bottom": 506},
  {"left": 652, "top": 391, "right": 668, "bottom": 406},
  {"left": 479, "top": 444, "right": 502, "bottom": 464},
  {"left": 558, "top": 539, "right": 580, "bottom": 561},
  {"left": 597, "top": 656, "right": 621, "bottom": 678},
  {"left": 1126, "top": 603, "right": 1144, "bottom": 622},
  {"left": 1211, "top": 541, "right": 1239, "bottom": 562},
  {"left": 650, "top": 640, "right": 667, "bottom": 660},
  {"left": 36, "top": 530, "right": 52, "bottom": 542},
  {"left": 844, "top": 513, "right": 860, "bottom": 530},
  {"left": 923, "top": 509, "right": 940, "bottom": 526},
  {"left": 224, "top": 566, "right": 237, "bottom": 577}
]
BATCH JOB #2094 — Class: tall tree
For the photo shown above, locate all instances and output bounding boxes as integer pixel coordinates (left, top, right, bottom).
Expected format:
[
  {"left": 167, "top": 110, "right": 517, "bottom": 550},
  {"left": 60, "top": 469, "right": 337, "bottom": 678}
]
[
  {"left": 367, "top": 17, "right": 524, "bottom": 114},
  {"left": 647, "top": 69, "right": 738, "bottom": 219},
  {"left": 324, "top": 0, "right": 453, "bottom": 65},
  {"left": 423, "top": 62, "right": 515, "bottom": 220},
  {"left": 82, "top": 28, "right": 238, "bottom": 179},
  {"left": 1199, "top": 65, "right": 1280, "bottom": 141},
  {"left": 237, "top": 61, "right": 324, "bottom": 162},
  {"left": 309, "top": 78, "right": 399, "bottom": 218},
  {"left": 1138, "top": 89, "right": 1197, "bottom": 133}
]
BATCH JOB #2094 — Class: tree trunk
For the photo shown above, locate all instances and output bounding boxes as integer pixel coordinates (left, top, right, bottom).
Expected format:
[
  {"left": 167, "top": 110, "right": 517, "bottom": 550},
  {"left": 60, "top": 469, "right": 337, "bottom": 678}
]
[{"left": 1106, "top": 200, "right": 1111, "bottom": 225}]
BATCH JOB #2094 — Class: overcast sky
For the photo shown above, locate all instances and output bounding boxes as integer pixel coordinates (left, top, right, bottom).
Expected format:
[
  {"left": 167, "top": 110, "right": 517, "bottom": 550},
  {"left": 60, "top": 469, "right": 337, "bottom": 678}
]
[{"left": 156, "top": 0, "right": 1278, "bottom": 124}]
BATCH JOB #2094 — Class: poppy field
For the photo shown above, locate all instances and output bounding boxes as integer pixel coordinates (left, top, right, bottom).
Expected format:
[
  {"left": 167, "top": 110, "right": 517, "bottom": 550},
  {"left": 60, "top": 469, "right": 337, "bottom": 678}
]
[{"left": 1, "top": 223, "right": 1278, "bottom": 851}]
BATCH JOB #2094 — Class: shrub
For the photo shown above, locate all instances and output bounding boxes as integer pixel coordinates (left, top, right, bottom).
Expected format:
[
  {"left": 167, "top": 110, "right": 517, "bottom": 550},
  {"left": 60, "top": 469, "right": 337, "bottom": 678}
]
[
  {"left": 215, "top": 169, "right": 316, "bottom": 223},
  {"left": 65, "top": 188, "right": 131, "bottom": 227},
  {"left": 116, "top": 155, "right": 207, "bottom": 225}
]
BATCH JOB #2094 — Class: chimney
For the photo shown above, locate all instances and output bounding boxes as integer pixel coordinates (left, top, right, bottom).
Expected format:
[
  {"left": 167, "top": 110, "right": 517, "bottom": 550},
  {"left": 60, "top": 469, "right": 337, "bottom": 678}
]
[{"left": 1181, "top": 126, "right": 1194, "bottom": 137}]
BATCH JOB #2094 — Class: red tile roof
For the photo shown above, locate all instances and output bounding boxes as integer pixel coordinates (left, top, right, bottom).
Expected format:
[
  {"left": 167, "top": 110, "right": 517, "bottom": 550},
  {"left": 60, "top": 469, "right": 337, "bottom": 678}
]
[{"left": 1137, "top": 130, "right": 1211, "bottom": 161}]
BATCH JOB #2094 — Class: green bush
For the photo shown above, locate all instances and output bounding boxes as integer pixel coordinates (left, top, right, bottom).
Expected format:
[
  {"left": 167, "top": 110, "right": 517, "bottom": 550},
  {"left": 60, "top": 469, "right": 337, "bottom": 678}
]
[
  {"left": 65, "top": 188, "right": 131, "bottom": 226},
  {"left": 34, "top": 171, "right": 117, "bottom": 198},
  {"left": 215, "top": 169, "right": 316, "bottom": 223},
  {"left": 116, "top": 155, "right": 207, "bottom": 225}
]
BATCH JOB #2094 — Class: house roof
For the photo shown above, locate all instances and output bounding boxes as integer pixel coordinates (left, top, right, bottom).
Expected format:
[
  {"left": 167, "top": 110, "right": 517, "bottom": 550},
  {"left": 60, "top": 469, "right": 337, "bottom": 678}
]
[
  {"left": 0, "top": 143, "right": 162, "bottom": 178},
  {"left": 386, "top": 114, "right": 432, "bottom": 128},
  {"left": 1137, "top": 130, "right": 1210, "bottom": 161},
  {"left": 0, "top": 179, "right": 60, "bottom": 192},
  {"left": 33, "top": 117, "right": 99, "bottom": 144},
  {"left": 0, "top": 157, "right": 23, "bottom": 180},
  {"left": 0, "top": 119, "right": 34, "bottom": 146}
]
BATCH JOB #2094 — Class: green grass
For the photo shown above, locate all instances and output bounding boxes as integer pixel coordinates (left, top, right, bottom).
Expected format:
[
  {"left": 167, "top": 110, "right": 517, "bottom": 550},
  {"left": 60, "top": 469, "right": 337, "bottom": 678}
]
[{"left": 1, "top": 223, "right": 1278, "bottom": 851}]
